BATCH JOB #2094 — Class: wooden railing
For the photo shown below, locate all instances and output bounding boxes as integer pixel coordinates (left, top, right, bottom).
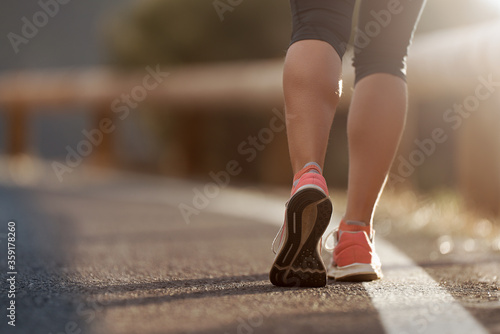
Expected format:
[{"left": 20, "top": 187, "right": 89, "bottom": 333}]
[{"left": 1, "top": 20, "right": 500, "bottom": 215}]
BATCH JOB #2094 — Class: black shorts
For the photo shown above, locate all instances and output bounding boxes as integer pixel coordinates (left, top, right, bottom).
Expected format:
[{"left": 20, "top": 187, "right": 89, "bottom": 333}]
[{"left": 289, "top": 0, "right": 426, "bottom": 83}]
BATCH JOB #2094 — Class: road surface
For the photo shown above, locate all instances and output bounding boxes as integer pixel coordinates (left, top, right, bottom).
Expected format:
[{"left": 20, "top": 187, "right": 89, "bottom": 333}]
[{"left": 0, "top": 167, "right": 499, "bottom": 334}]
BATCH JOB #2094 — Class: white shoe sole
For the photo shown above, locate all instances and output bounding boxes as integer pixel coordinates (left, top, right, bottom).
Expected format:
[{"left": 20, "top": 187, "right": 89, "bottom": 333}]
[{"left": 328, "top": 262, "right": 383, "bottom": 282}]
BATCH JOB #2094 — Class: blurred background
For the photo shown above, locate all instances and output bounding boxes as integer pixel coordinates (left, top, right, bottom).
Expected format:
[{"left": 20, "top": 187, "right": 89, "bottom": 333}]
[
  {"left": 2, "top": 2, "right": 500, "bottom": 333},
  {"left": 1, "top": 0, "right": 500, "bottom": 228}
]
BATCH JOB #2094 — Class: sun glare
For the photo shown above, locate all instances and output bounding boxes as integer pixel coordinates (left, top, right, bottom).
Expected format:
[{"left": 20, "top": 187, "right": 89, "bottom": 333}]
[{"left": 484, "top": 0, "right": 500, "bottom": 13}]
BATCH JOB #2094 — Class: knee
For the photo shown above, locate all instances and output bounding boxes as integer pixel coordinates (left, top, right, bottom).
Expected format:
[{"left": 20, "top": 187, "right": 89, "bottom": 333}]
[
  {"left": 283, "top": 45, "right": 342, "bottom": 109},
  {"left": 285, "top": 68, "right": 342, "bottom": 111}
]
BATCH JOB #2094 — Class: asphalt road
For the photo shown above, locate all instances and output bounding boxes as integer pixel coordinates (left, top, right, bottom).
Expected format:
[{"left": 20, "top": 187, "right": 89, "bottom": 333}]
[{"left": 0, "top": 168, "right": 499, "bottom": 334}]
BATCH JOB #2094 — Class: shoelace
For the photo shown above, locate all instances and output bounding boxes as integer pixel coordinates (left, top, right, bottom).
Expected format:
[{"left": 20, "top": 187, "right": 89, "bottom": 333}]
[
  {"left": 324, "top": 228, "right": 338, "bottom": 253},
  {"left": 271, "top": 223, "right": 286, "bottom": 254},
  {"left": 272, "top": 204, "right": 288, "bottom": 254}
]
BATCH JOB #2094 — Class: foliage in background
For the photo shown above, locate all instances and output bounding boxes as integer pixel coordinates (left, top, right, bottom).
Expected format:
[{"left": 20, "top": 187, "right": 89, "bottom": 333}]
[
  {"left": 106, "top": 0, "right": 291, "bottom": 67},
  {"left": 105, "top": 0, "right": 500, "bottom": 71}
]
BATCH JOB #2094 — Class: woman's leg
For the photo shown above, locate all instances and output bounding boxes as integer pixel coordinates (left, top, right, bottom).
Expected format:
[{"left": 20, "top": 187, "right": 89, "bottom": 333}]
[
  {"left": 345, "top": 0, "right": 426, "bottom": 225},
  {"left": 285, "top": 0, "right": 355, "bottom": 173},
  {"left": 284, "top": 40, "right": 342, "bottom": 174},
  {"left": 344, "top": 73, "right": 407, "bottom": 224},
  {"left": 329, "top": 0, "right": 426, "bottom": 281},
  {"left": 270, "top": 0, "right": 355, "bottom": 287}
]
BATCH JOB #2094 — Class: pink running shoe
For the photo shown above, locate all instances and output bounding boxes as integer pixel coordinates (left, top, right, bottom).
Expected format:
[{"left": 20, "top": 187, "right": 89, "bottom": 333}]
[
  {"left": 270, "top": 163, "right": 333, "bottom": 287},
  {"left": 327, "top": 220, "right": 382, "bottom": 281}
]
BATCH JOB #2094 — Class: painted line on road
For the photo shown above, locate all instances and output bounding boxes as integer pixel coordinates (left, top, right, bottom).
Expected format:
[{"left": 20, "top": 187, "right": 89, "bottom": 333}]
[{"left": 363, "top": 238, "right": 487, "bottom": 334}]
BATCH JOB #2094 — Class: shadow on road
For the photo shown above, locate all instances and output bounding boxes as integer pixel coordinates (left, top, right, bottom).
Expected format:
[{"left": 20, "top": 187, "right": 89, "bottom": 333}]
[{"left": 0, "top": 185, "right": 95, "bottom": 334}]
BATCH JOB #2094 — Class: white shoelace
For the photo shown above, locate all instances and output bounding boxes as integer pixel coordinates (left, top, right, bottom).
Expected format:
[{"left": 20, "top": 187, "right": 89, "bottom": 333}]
[
  {"left": 324, "top": 228, "right": 339, "bottom": 253},
  {"left": 271, "top": 203, "right": 288, "bottom": 254},
  {"left": 271, "top": 223, "right": 285, "bottom": 254}
]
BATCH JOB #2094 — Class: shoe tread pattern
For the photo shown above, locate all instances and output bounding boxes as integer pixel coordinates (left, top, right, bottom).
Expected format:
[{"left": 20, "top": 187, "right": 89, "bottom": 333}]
[{"left": 270, "top": 188, "right": 332, "bottom": 287}]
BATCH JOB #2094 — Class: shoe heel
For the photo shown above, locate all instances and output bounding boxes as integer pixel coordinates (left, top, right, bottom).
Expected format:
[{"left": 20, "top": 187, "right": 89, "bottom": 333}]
[{"left": 270, "top": 189, "right": 332, "bottom": 288}]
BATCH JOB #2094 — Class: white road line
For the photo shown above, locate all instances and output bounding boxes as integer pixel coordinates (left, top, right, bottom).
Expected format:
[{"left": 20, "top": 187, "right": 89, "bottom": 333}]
[
  {"left": 206, "top": 188, "right": 488, "bottom": 334},
  {"left": 364, "top": 239, "right": 488, "bottom": 334}
]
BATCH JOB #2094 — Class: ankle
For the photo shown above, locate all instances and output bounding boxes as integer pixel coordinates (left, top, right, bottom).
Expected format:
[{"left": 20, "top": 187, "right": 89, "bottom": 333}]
[
  {"left": 339, "top": 219, "right": 372, "bottom": 237},
  {"left": 341, "top": 217, "right": 372, "bottom": 226},
  {"left": 293, "top": 162, "right": 322, "bottom": 183}
]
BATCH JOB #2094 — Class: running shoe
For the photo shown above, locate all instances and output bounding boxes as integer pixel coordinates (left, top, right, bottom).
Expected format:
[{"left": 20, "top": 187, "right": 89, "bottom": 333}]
[
  {"left": 327, "top": 220, "right": 382, "bottom": 281},
  {"left": 270, "top": 162, "right": 333, "bottom": 287}
]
